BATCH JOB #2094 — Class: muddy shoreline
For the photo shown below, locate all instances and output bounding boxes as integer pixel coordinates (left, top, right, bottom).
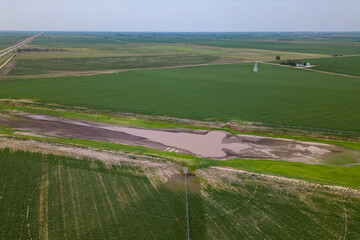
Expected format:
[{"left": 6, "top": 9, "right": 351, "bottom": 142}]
[{"left": 0, "top": 112, "right": 358, "bottom": 163}]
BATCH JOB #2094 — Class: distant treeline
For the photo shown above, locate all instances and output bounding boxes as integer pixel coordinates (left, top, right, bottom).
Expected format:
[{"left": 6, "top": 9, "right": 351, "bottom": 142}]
[
  {"left": 17, "top": 48, "right": 68, "bottom": 53},
  {"left": 280, "top": 60, "right": 305, "bottom": 66}
]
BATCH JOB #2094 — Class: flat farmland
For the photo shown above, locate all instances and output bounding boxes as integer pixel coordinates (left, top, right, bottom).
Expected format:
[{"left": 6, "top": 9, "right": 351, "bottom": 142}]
[
  {"left": 187, "top": 39, "right": 360, "bottom": 55},
  {"left": 1, "top": 148, "right": 359, "bottom": 239},
  {"left": 0, "top": 32, "right": 36, "bottom": 51},
  {"left": 0, "top": 32, "right": 329, "bottom": 76},
  {"left": 6, "top": 55, "right": 217, "bottom": 76},
  {"left": 300, "top": 56, "right": 360, "bottom": 77},
  {"left": 1, "top": 63, "right": 359, "bottom": 132},
  {"left": 100, "top": 33, "right": 360, "bottom": 55}
]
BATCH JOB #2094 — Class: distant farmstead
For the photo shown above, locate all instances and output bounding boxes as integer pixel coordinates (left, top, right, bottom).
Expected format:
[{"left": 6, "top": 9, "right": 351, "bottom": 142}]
[{"left": 281, "top": 60, "right": 311, "bottom": 67}]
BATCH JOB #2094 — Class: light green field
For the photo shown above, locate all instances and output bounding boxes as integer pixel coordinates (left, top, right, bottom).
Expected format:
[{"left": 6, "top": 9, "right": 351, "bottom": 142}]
[{"left": 1, "top": 148, "right": 359, "bottom": 239}]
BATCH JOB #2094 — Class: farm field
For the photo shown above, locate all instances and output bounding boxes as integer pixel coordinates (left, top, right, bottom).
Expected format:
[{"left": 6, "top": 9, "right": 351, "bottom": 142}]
[
  {"left": 299, "top": 56, "right": 360, "bottom": 77},
  {"left": 2, "top": 32, "right": 332, "bottom": 76},
  {"left": 1, "top": 146, "right": 360, "bottom": 240},
  {"left": 1, "top": 31, "right": 360, "bottom": 240},
  {"left": 95, "top": 32, "right": 360, "bottom": 55},
  {"left": 6, "top": 55, "right": 217, "bottom": 76},
  {"left": 1, "top": 63, "right": 359, "bottom": 132},
  {"left": 0, "top": 32, "right": 36, "bottom": 51}
]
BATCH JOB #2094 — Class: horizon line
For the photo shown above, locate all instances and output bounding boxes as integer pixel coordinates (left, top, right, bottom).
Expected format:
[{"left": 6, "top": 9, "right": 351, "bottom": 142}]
[{"left": 1, "top": 30, "right": 360, "bottom": 33}]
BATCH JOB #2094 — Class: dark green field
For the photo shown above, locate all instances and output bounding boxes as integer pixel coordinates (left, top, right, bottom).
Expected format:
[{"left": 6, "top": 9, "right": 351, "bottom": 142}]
[
  {"left": 300, "top": 56, "right": 360, "bottom": 77},
  {"left": 1, "top": 63, "right": 359, "bottom": 132},
  {"left": 1, "top": 148, "right": 359, "bottom": 239}
]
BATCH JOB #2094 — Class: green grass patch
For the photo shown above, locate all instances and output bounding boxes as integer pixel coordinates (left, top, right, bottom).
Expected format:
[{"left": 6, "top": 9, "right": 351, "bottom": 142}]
[{"left": 218, "top": 159, "right": 360, "bottom": 190}]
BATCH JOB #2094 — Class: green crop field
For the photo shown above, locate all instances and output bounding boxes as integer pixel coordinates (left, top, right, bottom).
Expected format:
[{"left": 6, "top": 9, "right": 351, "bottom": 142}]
[
  {"left": 300, "top": 56, "right": 360, "bottom": 77},
  {"left": 1, "top": 148, "right": 359, "bottom": 239},
  {"left": 1, "top": 63, "right": 359, "bottom": 132}
]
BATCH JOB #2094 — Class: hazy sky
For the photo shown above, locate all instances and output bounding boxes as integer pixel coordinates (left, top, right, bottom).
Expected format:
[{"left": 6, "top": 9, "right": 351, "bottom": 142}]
[{"left": 1, "top": 0, "right": 359, "bottom": 32}]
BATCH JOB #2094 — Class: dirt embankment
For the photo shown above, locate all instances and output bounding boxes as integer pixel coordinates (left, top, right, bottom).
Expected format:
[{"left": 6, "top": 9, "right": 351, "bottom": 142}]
[{"left": 0, "top": 137, "right": 167, "bottom": 168}]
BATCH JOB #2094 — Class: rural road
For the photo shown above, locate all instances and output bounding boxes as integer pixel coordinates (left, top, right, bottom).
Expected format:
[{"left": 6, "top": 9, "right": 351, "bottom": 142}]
[{"left": 0, "top": 33, "right": 43, "bottom": 59}]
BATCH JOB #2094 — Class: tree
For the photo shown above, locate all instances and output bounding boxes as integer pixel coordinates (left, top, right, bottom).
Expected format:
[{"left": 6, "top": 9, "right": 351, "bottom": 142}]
[{"left": 275, "top": 55, "right": 281, "bottom": 61}]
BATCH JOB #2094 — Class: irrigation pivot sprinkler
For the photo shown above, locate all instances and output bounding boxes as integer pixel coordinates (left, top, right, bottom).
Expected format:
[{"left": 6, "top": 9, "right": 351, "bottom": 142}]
[
  {"left": 184, "top": 168, "right": 191, "bottom": 240},
  {"left": 254, "top": 62, "right": 258, "bottom": 72}
]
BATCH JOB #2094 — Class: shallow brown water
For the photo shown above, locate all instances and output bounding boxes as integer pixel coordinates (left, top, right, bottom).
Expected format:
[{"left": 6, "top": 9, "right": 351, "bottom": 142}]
[{"left": 0, "top": 113, "right": 356, "bottom": 163}]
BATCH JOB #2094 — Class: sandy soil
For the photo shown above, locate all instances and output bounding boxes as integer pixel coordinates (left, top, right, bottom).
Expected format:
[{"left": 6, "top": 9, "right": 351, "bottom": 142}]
[
  {"left": 0, "top": 112, "right": 356, "bottom": 163},
  {"left": 0, "top": 137, "right": 167, "bottom": 168}
]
